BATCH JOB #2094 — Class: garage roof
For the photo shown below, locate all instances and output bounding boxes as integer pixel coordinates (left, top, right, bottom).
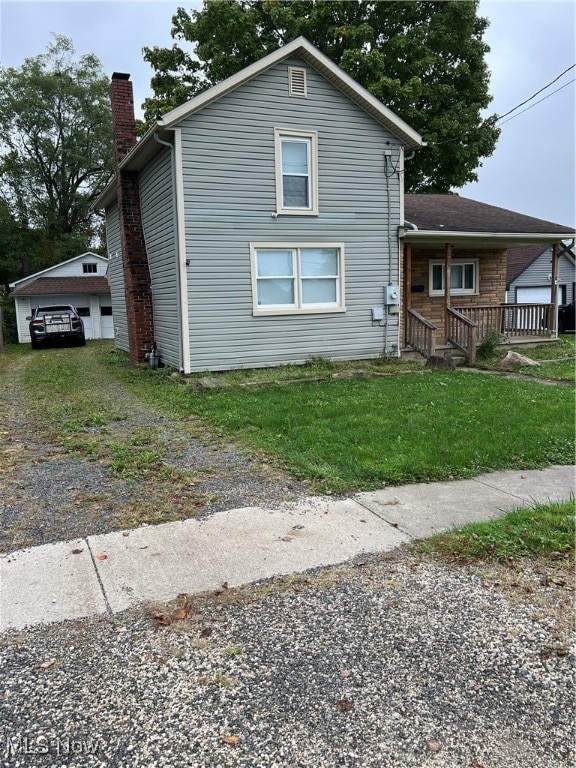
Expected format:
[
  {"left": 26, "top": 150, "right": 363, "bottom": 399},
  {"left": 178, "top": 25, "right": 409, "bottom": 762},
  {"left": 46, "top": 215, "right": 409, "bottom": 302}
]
[{"left": 10, "top": 277, "right": 110, "bottom": 297}]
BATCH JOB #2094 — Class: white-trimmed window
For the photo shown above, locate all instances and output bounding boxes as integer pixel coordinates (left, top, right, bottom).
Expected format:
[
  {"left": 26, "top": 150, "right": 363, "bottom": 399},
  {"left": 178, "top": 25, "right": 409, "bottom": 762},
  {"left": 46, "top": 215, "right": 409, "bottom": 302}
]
[
  {"left": 83, "top": 263, "right": 97, "bottom": 274},
  {"left": 429, "top": 259, "right": 479, "bottom": 296},
  {"left": 274, "top": 129, "right": 318, "bottom": 215},
  {"left": 250, "top": 243, "right": 345, "bottom": 315}
]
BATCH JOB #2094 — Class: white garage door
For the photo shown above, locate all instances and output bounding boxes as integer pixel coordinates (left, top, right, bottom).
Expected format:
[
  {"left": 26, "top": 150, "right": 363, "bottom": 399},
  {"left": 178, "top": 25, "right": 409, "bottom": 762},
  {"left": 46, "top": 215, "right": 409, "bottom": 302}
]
[{"left": 516, "top": 287, "right": 551, "bottom": 303}]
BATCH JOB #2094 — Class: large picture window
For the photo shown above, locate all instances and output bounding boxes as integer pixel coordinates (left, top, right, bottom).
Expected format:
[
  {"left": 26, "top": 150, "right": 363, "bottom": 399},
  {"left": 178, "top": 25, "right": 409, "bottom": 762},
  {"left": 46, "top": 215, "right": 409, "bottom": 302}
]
[
  {"left": 429, "top": 259, "right": 479, "bottom": 296},
  {"left": 250, "top": 243, "right": 345, "bottom": 315},
  {"left": 274, "top": 129, "right": 318, "bottom": 215}
]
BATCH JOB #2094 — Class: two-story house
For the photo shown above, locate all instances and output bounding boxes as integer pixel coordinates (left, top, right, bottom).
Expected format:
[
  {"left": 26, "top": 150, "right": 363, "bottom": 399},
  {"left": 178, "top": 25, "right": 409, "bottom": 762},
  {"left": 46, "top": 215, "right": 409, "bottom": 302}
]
[{"left": 97, "top": 37, "right": 574, "bottom": 371}]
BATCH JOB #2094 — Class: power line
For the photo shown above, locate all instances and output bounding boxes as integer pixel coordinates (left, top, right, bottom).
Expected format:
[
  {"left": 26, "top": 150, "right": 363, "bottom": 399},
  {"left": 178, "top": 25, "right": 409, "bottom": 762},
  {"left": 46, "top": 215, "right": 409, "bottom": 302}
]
[
  {"left": 494, "top": 62, "right": 575, "bottom": 122},
  {"left": 497, "top": 79, "right": 575, "bottom": 126},
  {"left": 426, "top": 63, "right": 575, "bottom": 146}
]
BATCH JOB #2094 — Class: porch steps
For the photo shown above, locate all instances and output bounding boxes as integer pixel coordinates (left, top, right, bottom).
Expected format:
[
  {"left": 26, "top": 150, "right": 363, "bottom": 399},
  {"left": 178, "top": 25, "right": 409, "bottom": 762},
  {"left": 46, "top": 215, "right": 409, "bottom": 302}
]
[
  {"left": 400, "top": 344, "right": 466, "bottom": 366},
  {"left": 401, "top": 336, "right": 560, "bottom": 364}
]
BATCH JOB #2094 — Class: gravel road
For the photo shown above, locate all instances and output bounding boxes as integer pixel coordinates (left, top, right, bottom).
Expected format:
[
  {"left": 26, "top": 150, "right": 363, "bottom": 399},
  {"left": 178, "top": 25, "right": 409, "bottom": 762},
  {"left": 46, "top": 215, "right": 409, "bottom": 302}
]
[{"left": 0, "top": 551, "right": 573, "bottom": 768}]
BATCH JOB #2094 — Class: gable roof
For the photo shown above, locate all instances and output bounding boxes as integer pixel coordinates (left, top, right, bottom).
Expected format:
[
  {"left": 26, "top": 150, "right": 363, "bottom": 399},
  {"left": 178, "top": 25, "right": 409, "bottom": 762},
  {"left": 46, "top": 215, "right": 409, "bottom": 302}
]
[
  {"left": 96, "top": 37, "right": 424, "bottom": 209},
  {"left": 506, "top": 244, "right": 550, "bottom": 285},
  {"left": 10, "top": 276, "right": 110, "bottom": 297},
  {"left": 9, "top": 252, "right": 107, "bottom": 289},
  {"left": 158, "top": 37, "right": 424, "bottom": 148},
  {"left": 402, "top": 195, "right": 575, "bottom": 246},
  {"left": 506, "top": 241, "right": 576, "bottom": 286}
]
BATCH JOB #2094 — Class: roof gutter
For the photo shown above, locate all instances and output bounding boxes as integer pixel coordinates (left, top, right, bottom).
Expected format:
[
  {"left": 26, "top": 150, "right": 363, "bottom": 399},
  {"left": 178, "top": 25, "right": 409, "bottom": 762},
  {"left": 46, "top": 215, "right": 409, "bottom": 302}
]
[{"left": 400, "top": 230, "right": 575, "bottom": 246}]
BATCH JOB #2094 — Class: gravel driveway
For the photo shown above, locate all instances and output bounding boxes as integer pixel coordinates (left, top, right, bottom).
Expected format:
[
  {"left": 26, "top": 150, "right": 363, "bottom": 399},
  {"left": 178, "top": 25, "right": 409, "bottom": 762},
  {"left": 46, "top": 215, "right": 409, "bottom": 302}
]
[{"left": 0, "top": 352, "right": 308, "bottom": 554}]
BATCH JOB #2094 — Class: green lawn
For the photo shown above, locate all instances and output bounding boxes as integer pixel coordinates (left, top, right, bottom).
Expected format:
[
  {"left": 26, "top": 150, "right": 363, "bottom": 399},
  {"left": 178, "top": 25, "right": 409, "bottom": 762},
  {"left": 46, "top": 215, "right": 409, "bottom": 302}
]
[
  {"left": 3, "top": 342, "right": 573, "bottom": 496},
  {"left": 419, "top": 500, "right": 575, "bottom": 564},
  {"left": 95, "top": 345, "right": 574, "bottom": 494},
  {"left": 475, "top": 336, "right": 575, "bottom": 382}
]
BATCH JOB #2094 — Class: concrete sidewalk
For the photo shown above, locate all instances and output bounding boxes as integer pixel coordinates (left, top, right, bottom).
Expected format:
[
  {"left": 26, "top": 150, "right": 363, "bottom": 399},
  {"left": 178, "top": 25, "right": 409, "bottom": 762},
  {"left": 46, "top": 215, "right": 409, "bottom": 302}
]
[{"left": 1, "top": 465, "right": 574, "bottom": 632}]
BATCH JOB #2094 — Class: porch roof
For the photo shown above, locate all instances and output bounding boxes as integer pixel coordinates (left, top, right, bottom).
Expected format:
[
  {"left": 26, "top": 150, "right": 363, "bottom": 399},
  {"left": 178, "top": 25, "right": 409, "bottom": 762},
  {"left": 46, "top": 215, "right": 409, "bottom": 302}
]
[{"left": 402, "top": 195, "right": 575, "bottom": 247}]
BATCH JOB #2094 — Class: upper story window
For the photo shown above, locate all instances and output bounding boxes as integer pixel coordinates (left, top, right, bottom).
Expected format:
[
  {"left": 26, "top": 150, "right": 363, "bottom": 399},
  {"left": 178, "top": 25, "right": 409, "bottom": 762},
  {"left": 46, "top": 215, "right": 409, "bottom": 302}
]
[
  {"left": 429, "top": 259, "right": 479, "bottom": 296},
  {"left": 250, "top": 243, "right": 345, "bottom": 316},
  {"left": 83, "top": 263, "right": 97, "bottom": 274},
  {"left": 274, "top": 128, "right": 318, "bottom": 216}
]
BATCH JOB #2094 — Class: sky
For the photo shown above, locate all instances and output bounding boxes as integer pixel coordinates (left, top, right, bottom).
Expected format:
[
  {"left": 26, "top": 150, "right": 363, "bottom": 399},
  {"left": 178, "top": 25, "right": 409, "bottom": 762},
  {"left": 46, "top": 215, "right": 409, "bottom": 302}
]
[{"left": 0, "top": 0, "right": 574, "bottom": 228}]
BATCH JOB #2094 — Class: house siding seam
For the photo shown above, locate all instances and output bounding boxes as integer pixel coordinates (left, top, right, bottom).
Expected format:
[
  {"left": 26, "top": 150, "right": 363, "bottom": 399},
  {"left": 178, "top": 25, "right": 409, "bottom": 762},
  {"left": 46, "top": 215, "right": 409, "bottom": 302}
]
[
  {"left": 139, "top": 147, "right": 181, "bottom": 369},
  {"left": 177, "top": 55, "right": 402, "bottom": 371}
]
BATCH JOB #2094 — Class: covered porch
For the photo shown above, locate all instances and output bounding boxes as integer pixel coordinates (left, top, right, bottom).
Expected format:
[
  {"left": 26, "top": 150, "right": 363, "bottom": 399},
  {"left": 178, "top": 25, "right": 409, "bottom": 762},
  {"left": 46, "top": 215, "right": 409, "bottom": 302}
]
[
  {"left": 400, "top": 195, "right": 573, "bottom": 363},
  {"left": 403, "top": 241, "right": 560, "bottom": 364}
]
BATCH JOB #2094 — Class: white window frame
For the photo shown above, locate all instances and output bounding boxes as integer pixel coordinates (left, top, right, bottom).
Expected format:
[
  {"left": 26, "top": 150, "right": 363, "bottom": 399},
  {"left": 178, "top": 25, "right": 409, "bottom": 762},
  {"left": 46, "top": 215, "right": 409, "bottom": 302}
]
[
  {"left": 274, "top": 128, "right": 318, "bottom": 216},
  {"left": 250, "top": 242, "right": 345, "bottom": 316},
  {"left": 429, "top": 258, "right": 479, "bottom": 296}
]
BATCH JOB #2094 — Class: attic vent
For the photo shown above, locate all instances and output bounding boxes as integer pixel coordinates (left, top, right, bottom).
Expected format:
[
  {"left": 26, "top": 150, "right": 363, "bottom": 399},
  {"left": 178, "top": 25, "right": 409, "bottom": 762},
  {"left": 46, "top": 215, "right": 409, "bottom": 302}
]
[{"left": 288, "top": 67, "right": 307, "bottom": 98}]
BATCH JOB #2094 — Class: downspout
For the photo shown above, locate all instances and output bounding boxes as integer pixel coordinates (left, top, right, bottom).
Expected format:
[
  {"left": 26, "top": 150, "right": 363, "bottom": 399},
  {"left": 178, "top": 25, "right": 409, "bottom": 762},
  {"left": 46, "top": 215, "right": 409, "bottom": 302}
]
[{"left": 154, "top": 131, "right": 191, "bottom": 373}]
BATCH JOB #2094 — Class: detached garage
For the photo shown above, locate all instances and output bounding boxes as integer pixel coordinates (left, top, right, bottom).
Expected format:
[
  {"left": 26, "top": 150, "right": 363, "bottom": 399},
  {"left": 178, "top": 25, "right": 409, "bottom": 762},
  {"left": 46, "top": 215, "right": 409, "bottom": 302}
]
[{"left": 9, "top": 252, "right": 114, "bottom": 344}]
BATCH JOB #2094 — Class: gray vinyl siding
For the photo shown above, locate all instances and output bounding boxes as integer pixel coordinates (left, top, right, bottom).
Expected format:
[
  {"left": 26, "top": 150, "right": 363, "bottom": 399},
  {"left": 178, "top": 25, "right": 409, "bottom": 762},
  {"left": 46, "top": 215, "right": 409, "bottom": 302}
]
[
  {"left": 105, "top": 202, "right": 129, "bottom": 352},
  {"left": 178, "top": 55, "right": 402, "bottom": 371},
  {"left": 506, "top": 247, "right": 576, "bottom": 304},
  {"left": 139, "top": 147, "right": 180, "bottom": 369}
]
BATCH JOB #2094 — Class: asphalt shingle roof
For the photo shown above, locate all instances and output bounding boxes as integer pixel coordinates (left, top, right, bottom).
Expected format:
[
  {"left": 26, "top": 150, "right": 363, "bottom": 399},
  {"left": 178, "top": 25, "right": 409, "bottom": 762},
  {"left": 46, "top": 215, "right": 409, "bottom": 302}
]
[
  {"left": 405, "top": 194, "right": 575, "bottom": 235},
  {"left": 10, "top": 276, "right": 110, "bottom": 297},
  {"left": 505, "top": 244, "right": 550, "bottom": 285}
]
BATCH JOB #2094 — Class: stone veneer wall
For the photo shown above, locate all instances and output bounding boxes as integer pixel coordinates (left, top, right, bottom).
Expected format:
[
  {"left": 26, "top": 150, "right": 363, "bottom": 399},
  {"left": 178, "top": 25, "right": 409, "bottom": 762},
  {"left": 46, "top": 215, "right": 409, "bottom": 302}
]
[{"left": 405, "top": 247, "right": 507, "bottom": 340}]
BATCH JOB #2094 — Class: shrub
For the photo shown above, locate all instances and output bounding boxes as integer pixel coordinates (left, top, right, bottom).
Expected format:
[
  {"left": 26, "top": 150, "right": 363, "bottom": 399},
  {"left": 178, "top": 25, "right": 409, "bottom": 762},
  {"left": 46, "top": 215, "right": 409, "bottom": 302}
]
[{"left": 476, "top": 330, "right": 506, "bottom": 361}]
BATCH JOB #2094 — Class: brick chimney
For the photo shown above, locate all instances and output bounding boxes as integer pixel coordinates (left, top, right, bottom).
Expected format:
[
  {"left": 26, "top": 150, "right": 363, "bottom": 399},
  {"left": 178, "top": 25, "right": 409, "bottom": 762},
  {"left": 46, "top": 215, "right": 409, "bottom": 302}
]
[{"left": 110, "top": 72, "right": 154, "bottom": 364}]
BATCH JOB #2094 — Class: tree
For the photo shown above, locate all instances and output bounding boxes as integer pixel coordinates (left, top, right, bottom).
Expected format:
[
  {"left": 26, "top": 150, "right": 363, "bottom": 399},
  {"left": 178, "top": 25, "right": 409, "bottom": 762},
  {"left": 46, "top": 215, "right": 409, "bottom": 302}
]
[
  {"left": 0, "top": 35, "right": 114, "bottom": 264},
  {"left": 0, "top": 198, "right": 46, "bottom": 286},
  {"left": 143, "top": 0, "right": 500, "bottom": 192}
]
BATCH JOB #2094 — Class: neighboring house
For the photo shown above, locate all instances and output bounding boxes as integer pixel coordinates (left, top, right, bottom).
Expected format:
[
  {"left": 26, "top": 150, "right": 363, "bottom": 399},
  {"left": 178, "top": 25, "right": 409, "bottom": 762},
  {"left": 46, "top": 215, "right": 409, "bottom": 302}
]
[
  {"left": 505, "top": 242, "right": 575, "bottom": 306},
  {"left": 96, "top": 37, "right": 575, "bottom": 371},
  {"left": 9, "top": 252, "right": 114, "bottom": 344}
]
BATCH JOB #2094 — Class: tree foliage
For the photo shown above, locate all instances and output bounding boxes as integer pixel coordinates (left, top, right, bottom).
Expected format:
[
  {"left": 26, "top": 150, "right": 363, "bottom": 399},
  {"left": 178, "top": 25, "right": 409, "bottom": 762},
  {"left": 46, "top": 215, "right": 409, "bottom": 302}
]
[
  {"left": 0, "top": 200, "right": 43, "bottom": 287},
  {"left": 0, "top": 35, "right": 114, "bottom": 269},
  {"left": 143, "top": 0, "right": 500, "bottom": 192}
]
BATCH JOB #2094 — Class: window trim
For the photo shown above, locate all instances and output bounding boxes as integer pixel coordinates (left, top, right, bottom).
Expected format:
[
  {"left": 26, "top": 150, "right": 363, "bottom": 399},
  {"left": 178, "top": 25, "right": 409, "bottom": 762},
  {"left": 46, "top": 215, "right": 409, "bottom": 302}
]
[
  {"left": 250, "top": 242, "right": 345, "bottom": 316},
  {"left": 429, "top": 258, "right": 479, "bottom": 296},
  {"left": 274, "top": 128, "right": 318, "bottom": 216},
  {"left": 82, "top": 263, "right": 97, "bottom": 274}
]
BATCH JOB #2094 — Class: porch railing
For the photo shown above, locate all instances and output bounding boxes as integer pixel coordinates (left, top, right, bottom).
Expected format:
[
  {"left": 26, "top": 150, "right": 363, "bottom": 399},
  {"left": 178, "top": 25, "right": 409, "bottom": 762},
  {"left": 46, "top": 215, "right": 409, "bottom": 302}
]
[
  {"left": 447, "top": 308, "right": 478, "bottom": 364},
  {"left": 454, "top": 304, "right": 553, "bottom": 338},
  {"left": 407, "top": 309, "right": 436, "bottom": 358}
]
